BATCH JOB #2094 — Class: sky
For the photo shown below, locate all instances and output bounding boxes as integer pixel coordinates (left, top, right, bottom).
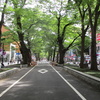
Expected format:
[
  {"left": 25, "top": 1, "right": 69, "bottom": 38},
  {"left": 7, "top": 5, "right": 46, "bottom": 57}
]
[
  {"left": 0, "top": 0, "right": 68, "bottom": 25},
  {"left": 0, "top": 0, "right": 38, "bottom": 25}
]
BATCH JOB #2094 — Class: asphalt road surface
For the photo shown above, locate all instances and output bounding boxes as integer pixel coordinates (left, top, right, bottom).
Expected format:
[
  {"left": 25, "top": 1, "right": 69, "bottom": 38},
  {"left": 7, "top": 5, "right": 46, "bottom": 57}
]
[{"left": 0, "top": 61, "right": 100, "bottom": 100}]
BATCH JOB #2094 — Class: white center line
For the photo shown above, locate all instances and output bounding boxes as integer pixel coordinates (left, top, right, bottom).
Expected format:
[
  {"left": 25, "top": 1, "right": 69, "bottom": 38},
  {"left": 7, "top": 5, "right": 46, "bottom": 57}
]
[
  {"left": 0, "top": 67, "right": 36, "bottom": 97},
  {"left": 50, "top": 65, "right": 87, "bottom": 100}
]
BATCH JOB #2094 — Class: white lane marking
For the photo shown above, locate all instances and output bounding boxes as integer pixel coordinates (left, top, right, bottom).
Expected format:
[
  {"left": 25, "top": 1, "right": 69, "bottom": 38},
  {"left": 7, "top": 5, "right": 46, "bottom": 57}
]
[
  {"left": 0, "top": 67, "right": 36, "bottom": 97},
  {"left": 38, "top": 69, "right": 48, "bottom": 74},
  {"left": 50, "top": 65, "right": 87, "bottom": 100}
]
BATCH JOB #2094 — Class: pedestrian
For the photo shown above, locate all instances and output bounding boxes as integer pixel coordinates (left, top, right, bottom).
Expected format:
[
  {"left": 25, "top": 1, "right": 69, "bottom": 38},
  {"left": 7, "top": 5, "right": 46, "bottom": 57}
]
[{"left": 1, "top": 63, "right": 5, "bottom": 68}]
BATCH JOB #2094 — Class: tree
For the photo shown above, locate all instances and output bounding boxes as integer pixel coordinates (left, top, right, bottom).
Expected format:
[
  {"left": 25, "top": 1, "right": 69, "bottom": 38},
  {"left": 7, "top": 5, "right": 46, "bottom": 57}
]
[
  {"left": 31, "top": 33, "right": 44, "bottom": 61},
  {"left": 38, "top": 0, "right": 81, "bottom": 64},
  {"left": 87, "top": 0, "right": 100, "bottom": 70},
  {"left": 11, "top": 0, "right": 31, "bottom": 65},
  {"left": 73, "top": 0, "right": 89, "bottom": 68},
  {"left": 44, "top": 35, "right": 57, "bottom": 61},
  {"left": 6, "top": 0, "right": 43, "bottom": 65},
  {"left": 29, "top": 11, "right": 59, "bottom": 61},
  {"left": 21, "top": 8, "right": 43, "bottom": 61},
  {"left": 0, "top": 0, "right": 8, "bottom": 48}
]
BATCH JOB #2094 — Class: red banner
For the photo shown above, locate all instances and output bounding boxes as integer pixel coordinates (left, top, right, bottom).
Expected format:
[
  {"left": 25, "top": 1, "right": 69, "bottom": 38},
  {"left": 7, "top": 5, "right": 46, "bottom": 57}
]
[{"left": 96, "top": 33, "right": 100, "bottom": 41}]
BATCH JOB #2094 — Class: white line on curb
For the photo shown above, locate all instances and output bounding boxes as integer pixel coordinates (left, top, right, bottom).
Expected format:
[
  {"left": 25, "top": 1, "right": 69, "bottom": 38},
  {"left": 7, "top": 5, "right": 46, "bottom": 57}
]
[
  {"left": 50, "top": 65, "right": 87, "bottom": 100},
  {"left": 0, "top": 67, "right": 35, "bottom": 97}
]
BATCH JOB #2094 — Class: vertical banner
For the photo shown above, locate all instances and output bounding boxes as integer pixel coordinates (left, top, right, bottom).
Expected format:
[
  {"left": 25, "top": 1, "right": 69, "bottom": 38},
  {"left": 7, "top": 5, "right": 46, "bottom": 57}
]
[{"left": 96, "top": 33, "right": 100, "bottom": 41}]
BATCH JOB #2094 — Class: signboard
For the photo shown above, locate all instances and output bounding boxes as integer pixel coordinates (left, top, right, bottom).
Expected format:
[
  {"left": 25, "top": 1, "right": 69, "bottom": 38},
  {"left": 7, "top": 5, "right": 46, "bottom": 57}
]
[
  {"left": 16, "top": 53, "right": 20, "bottom": 55},
  {"left": 96, "top": 33, "right": 100, "bottom": 41}
]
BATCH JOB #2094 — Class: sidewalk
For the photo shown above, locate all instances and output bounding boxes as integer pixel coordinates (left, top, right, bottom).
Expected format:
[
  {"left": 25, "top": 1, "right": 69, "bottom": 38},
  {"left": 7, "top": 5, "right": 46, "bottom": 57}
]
[
  {"left": 0, "top": 62, "right": 21, "bottom": 80},
  {"left": 0, "top": 62, "right": 27, "bottom": 80},
  {"left": 65, "top": 62, "right": 100, "bottom": 70},
  {"left": 0, "top": 62, "right": 20, "bottom": 68},
  {"left": 64, "top": 66, "right": 100, "bottom": 89}
]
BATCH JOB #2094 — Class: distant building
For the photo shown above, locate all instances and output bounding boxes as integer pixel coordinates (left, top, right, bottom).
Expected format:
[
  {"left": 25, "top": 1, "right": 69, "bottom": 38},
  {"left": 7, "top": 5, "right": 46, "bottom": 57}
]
[{"left": 0, "top": 25, "right": 20, "bottom": 62}]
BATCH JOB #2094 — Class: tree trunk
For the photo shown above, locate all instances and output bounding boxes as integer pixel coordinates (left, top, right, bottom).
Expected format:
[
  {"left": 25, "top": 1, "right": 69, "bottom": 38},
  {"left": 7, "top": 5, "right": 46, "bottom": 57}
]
[
  {"left": 77, "top": 4, "right": 89, "bottom": 69},
  {"left": 56, "top": 52, "right": 59, "bottom": 63},
  {"left": 16, "top": 15, "right": 31, "bottom": 66},
  {"left": 0, "top": 0, "right": 8, "bottom": 48},
  {"left": 90, "top": 29, "right": 98, "bottom": 70},
  {"left": 35, "top": 53, "right": 38, "bottom": 61},
  {"left": 0, "top": 27, "right": 2, "bottom": 48},
  {"left": 58, "top": 40, "right": 66, "bottom": 64},
  {"left": 19, "top": 34, "right": 31, "bottom": 65},
  {"left": 37, "top": 53, "right": 40, "bottom": 61},
  {"left": 52, "top": 46, "right": 56, "bottom": 62},
  {"left": 88, "top": 4, "right": 99, "bottom": 70},
  {"left": 20, "top": 47, "right": 31, "bottom": 65},
  {"left": 47, "top": 54, "right": 50, "bottom": 61},
  {"left": 89, "top": 18, "right": 98, "bottom": 70},
  {"left": 80, "top": 32, "right": 85, "bottom": 68},
  {"left": 59, "top": 49, "right": 66, "bottom": 64}
]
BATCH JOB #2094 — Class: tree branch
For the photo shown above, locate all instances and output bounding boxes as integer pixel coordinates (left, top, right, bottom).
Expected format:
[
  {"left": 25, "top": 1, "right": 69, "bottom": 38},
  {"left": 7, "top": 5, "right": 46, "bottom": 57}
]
[
  {"left": 24, "top": 23, "right": 35, "bottom": 33},
  {"left": 12, "top": 38, "right": 20, "bottom": 48},
  {"left": 64, "top": 33, "right": 81, "bottom": 51},
  {"left": 85, "top": 24, "right": 89, "bottom": 33},
  {"left": 62, "top": 22, "right": 73, "bottom": 38}
]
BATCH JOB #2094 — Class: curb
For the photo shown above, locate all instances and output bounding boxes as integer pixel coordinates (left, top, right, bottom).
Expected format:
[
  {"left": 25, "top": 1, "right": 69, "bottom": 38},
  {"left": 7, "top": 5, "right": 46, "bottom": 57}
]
[
  {"left": 64, "top": 66, "right": 100, "bottom": 89},
  {"left": 0, "top": 68, "right": 20, "bottom": 80}
]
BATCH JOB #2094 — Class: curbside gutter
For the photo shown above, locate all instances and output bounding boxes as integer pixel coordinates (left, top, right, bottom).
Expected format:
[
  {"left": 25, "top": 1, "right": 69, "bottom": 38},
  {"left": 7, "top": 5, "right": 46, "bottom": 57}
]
[
  {"left": 64, "top": 66, "right": 100, "bottom": 90},
  {"left": 0, "top": 68, "right": 20, "bottom": 80}
]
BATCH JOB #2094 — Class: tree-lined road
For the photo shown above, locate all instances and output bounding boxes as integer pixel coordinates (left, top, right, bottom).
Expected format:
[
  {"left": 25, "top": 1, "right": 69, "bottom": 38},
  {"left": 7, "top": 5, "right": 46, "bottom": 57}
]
[{"left": 0, "top": 61, "right": 100, "bottom": 100}]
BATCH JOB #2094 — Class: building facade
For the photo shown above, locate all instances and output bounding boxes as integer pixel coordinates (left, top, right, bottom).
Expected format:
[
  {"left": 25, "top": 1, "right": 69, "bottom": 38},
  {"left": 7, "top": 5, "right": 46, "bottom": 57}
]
[{"left": 0, "top": 25, "right": 20, "bottom": 64}]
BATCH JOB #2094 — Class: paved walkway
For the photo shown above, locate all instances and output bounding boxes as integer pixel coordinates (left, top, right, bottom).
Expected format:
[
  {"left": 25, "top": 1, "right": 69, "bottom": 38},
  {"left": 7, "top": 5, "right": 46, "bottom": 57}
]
[
  {"left": 66, "top": 62, "right": 100, "bottom": 70},
  {"left": 0, "top": 62, "right": 20, "bottom": 68}
]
